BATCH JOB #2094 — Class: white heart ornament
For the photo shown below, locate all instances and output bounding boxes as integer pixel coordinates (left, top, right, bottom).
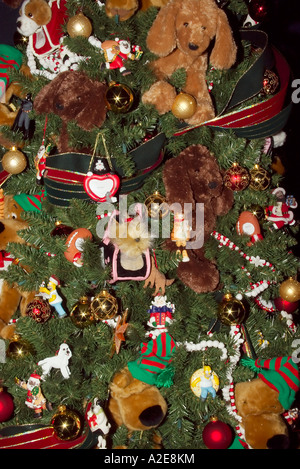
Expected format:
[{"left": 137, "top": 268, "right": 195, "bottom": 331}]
[{"left": 84, "top": 172, "right": 120, "bottom": 202}]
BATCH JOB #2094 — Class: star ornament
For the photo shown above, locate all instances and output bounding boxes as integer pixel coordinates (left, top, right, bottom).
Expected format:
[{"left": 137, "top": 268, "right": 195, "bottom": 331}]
[{"left": 111, "top": 309, "right": 129, "bottom": 356}]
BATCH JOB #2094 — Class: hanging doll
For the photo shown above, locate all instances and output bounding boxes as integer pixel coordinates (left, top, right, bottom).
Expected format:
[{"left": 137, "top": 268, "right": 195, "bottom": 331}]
[{"left": 146, "top": 293, "right": 174, "bottom": 339}]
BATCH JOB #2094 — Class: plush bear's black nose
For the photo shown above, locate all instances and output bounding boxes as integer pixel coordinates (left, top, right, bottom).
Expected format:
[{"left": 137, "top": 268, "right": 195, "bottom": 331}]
[
  {"left": 139, "top": 405, "right": 165, "bottom": 427},
  {"left": 55, "top": 102, "right": 64, "bottom": 111},
  {"left": 16, "top": 21, "right": 21, "bottom": 28},
  {"left": 189, "top": 42, "right": 199, "bottom": 50},
  {"left": 0, "top": 222, "right": 5, "bottom": 233}
]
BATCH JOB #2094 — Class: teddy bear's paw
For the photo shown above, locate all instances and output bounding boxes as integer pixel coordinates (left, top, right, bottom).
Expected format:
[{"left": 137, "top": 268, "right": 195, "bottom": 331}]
[
  {"left": 0, "top": 323, "right": 16, "bottom": 340},
  {"left": 184, "top": 104, "right": 215, "bottom": 126},
  {"left": 177, "top": 258, "right": 219, "bottom": 293},
  {"left": 142, "top": 81, "right": 176, "bottom": 114}
]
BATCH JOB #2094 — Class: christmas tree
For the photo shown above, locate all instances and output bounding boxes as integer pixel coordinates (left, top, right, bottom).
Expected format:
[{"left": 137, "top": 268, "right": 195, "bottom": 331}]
[{"left": 0, "top": 0, "right": 300, "bottom": 451}]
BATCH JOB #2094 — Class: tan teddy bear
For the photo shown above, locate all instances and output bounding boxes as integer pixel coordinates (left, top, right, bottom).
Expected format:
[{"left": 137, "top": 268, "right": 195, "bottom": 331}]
[{"left": 235, "top": 356, "right": 300, "bottom": 449}]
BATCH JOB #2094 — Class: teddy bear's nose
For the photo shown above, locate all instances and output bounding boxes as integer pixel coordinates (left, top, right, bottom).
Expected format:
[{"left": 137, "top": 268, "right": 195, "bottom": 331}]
[
  {"left": 188, "top": 42, "right": 199, "bottom": 50},
  {"left": 139, "top": 405, "right": 165, "bottom": 427},
  {"left": 55, "top": 102, "right": 64, "bottom": 111},
  {"left": 208, "top": 181, "right": 218, "bottom": 189},
  {"left": 16, "top": 21, "right": 21, "bottom": 28}
]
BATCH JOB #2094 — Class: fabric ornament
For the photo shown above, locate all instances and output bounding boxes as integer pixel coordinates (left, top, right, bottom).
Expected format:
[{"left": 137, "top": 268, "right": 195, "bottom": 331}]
[{"left": 128, "top": 332, "right": 176, "bottom": 388}]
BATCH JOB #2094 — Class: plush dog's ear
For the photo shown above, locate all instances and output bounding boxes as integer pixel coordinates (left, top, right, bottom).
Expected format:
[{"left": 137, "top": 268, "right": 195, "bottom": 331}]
[
  {"left": 209, "top": 8, "right": 237, "bottom": 69},
  {"left": 34, "top": 71, "right": 69, "bottom": 114},
  {"left": 146, "top": 0, "right": 181, "bottom": 57},
  {"left": 75, "top": 80, "right": 108, "bottom": 131}
]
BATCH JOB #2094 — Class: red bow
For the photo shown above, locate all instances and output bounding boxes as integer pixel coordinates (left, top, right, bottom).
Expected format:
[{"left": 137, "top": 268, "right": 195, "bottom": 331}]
[{"left": 0, "top": 250, "right": 14, "bottom": 268}]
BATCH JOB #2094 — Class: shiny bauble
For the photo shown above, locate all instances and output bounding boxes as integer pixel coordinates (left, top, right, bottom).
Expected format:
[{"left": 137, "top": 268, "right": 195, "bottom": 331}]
[
  {"left": 1, "top": 147, "right": 27, "bottom": 174},
  {"left": 145, "top": 191, "right": 169, "bottom": 219},
  {"left": 202, "top": 417, "right": 233, "bottom": 449},
  {"left": 67, "top": 12, "right": 93, "bottom": 38},
  {"left": 0, "top": 388, "right": 14, "bottom": 422},
  {"left": 90, "top": 290, "right": 118, "bottom": 320},
  {"left": 223, "top": 163, "right": 250, "bottom": 191},
  {"left": 6, "top": 334, "right": 33, "bottom": 359},
  {"left": 246, "top": 204, "right": 266, "bottom": 221},
  {"left": 274, "top": 297, "right": 299, "bottom": 314},
  {"left": 70, "top": 297, "right": 94, "bottom": 328},
  {"left": 262, "top": 70, "right": 280, "bottom": 95},
  {"left": 105, "top": 82, "right": 134, "bottom": 113},
  {"left": 25, "top": 298, "right": 52, "bottom": 324},
  {"left": 218, "top": 293, "right": 246, "bottom": 326},
  {"left": 249, "top": 164, "right": 271, "bottom": 191},
  {"left": 171, "top": 92, "right": 197, "bottom": 120},
  {"left": 248, "top": 0, "right": 269, "bottom": 23},
  {"left": 51, "top": 221, "right": 74, "bottom": 237},
  {"left": 279, "top": 278, "right": 300, "bottom": 303},
  {"left": 51, "top": 405, "right": 82, "bottom": 441}
]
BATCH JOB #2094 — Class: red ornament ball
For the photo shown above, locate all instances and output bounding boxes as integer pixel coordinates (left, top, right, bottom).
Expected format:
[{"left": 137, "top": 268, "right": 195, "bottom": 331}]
[
  {"left": 0, "top": 388, "right": 14, "bottom": 422},
  {"left": 26, "top": 298, "right": 52, "bottom": 323},
  {"left": 223, "top": 163, "right": 250, "bottom": 192},
  {"left": 248, "top": 0, "right": 269, "bottom": 22},
  {"left": 202, "top": 418, "right": 233, "bottom": 449},
  {"left": 274, "top": 297, "right": 299, "bottom": 314}
]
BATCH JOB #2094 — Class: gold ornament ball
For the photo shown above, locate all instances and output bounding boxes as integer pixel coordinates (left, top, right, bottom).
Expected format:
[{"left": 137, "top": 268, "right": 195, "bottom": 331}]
[
  {"left": 279, "top": 278, "right": 300, "bottom": 303},
  {"left": 171, "top": 92, "right": 197, "bottom": 120},
  {"left": 67, "top": 12, "right": 93, "bottom": 38},
  {"left": 246, "top": 203, "right": 266, "bottom": 221},
  {"left": 218, "top": 293, "right": 246, "bottom": 326},
  {"left": 51, "top": 405, "right": 82, "bottom": 441},
  {"left": 6, "top": 334, "right": 33, "bottom": 359},
  {"left": 105, "top": 82, "right": 134, "bottom": 113},
  {"left": 2, "top": 147, "right": 27, "bottom": 174},
  {"left": 145, "top": 191, "right": 169, "bottom": 219},
  {"left": 70, "top": 297, "right": 94, "bottom": 328},
  {"left": 249, "top": 164, "right": 271, "bottom": 191},
  {"left": 90, "top": 289, "right": 119, "bottom": 321}
]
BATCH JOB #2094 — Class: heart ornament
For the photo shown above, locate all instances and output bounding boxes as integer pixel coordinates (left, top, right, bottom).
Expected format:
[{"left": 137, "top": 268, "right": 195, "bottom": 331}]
[{"left": 83, "top": 171, "right": 120, "bottom": 202}]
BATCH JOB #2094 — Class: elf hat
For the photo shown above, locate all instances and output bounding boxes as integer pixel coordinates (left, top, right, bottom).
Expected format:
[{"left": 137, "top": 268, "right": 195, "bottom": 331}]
[
  {"left": 128, "top": 332, "right": 176, "bottom": 388},
  {"left": 13, "top": 190, "right": 46, "bottom": 212},
  {"left": 241, "top": 356, "right": 300, "bottom": 410}
]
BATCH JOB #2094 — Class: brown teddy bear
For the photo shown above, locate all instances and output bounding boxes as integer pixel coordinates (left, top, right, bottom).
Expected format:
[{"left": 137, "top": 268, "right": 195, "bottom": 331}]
[
  {"left": 108, "top": 366, "right": 168, "bottom": 431},
  {"left": 33, "top": 70, "right": 108, "bottom": 153},
  {"left": 162, "top": 144, "right": 234, "bottom": 293},
  {"left": 104, "top": 0, "right": 169, "bottom": 21},
  {"left": 142, "top": 0, "right": 237, "bottom": 126},
  {"left": 108, "top": 331, "right": 176, "bottom": 431},
  {"left": 234, "top": 356, "right": 300, "bottom": 449},
  {"left": 0, "top": 217, "right": 37, "bottom": 339}
]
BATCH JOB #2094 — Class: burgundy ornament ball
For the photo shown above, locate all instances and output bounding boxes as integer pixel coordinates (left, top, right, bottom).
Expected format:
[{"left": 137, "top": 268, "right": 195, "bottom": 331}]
[
  {"left": 248, "top": 0, "right": 269, "bottom": 23},
  {"left": 0, "top": 388, "right": 14, "bottom": 422},
  {"left": 274, "top": 297, "right": 299, "bottom": 314},
  {"left": 202, "top": 418, "right": 233, "bottom": 449}
]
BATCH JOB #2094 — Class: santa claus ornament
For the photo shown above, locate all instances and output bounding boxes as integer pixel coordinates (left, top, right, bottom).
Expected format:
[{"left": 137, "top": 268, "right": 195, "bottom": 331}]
[
  {"left": 266, "top": 187, "right": 298, "bottom": 230},
  {"left": 15, "top": 373, "right": 48, "bottom": 418}
]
